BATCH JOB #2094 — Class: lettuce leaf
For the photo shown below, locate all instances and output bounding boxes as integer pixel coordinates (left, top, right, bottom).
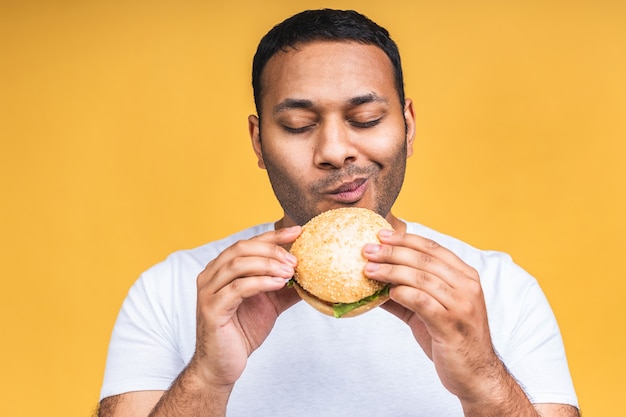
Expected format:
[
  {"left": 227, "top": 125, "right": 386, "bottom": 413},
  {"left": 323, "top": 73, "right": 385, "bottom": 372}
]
[{"left": 332, "top": 285, "right": 390, "bottom": 318}]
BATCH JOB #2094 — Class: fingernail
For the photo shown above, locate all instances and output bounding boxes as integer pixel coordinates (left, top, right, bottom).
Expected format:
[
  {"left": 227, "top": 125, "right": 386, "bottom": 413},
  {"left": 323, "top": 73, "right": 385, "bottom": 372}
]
[
  {"left": 363, "top": 243, "right": 380, "bottom": 254},
  {"left": 379, "top": 229, "right": 393, "bottom": 238},
  {"left": 364, "top": 262, "right": 379, "bottom": 273},
  {"left": 281, "top": 263, "right": 294, "bottom": 274},
  {"left": 285, "top": 253, "right": 298, "bottom": 265},
  {"left": 272, "top": 277, "right": 288, "bottom": 286}
]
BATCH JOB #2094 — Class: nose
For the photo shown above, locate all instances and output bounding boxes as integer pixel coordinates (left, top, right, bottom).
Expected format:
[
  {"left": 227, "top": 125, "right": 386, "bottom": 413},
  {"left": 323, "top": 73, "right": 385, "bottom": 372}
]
[{"left": 313, "top": 118, "right": 357, "bottom": 169}]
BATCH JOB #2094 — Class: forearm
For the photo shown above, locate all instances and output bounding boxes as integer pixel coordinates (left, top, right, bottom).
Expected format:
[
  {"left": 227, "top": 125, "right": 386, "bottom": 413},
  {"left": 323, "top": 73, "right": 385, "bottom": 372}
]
[
  {"left": 148, "top": 364, "right": 233, "bottom": 417},
  {"left": 459, "top": 359, "right": 538, "bottom": 417}
]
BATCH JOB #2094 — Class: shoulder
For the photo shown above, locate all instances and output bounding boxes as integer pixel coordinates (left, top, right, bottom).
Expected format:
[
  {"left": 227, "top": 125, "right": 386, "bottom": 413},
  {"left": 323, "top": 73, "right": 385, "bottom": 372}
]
[
  {"left": 405, "top": 221, "right": 521, "bottom": 273},
  {"left": 173, "top": 222, "right": 274, "bottom": 265},
  {"left": 131, "top": 223, "right": 275, "bottom": 298},
  {"left": 146, "top": 223, "right": 273, "bottom": 276}
]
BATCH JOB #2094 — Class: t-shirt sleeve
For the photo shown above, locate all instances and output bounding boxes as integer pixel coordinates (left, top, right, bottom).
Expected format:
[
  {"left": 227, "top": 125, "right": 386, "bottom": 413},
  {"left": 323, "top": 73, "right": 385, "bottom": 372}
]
[
  {"left": 99, "top": 264, "right": 186, "bottom": 400},
  {"left": 500, "top": 261, "right": 579, "bottom": 408}
]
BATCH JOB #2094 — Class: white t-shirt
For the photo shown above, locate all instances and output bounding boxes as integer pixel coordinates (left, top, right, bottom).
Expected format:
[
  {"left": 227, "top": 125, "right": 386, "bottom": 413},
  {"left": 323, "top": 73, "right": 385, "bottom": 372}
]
[{"left": 100, "top": 221, "right": 578, "bottom": 415}]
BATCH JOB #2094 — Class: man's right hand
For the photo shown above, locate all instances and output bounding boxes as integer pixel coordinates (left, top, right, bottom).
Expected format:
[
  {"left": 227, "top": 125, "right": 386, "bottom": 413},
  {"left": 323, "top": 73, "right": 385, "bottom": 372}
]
[
  {"left": 189, "top": 225, "right": 302, "bottom": 389},
  {"left": 98, "top": 225, "right": 302, "bottom": 417}
]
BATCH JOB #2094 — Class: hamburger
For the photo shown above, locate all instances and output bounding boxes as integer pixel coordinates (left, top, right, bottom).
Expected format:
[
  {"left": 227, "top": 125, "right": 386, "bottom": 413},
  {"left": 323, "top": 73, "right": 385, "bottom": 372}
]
[{"left": 289, "top": 207, "right": 392, "bottom": 318}]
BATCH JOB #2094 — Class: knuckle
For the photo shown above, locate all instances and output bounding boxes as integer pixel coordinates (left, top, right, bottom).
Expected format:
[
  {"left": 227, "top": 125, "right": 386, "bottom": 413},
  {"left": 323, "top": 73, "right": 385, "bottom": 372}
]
[
  {"left": 381, "top": 244, "right": 395, "bottom": 258},
  {"left": 386, "top": 262, "right": 399, "bottom": 276},
  {"left": 415, "top": 252, "right": 432, "bottom": 268},
  {"left": 468, "top": 266, "right": 480, "bottom": 281},
  {"left": 224, "top": 257, "right": 241, "bottom": 276},
  {"left": 196, "top": 285, "right": 218, "bottom": 315},
  {"left": 229, "top": 277, "right": 243, "bottom": 293},
  {"left": 272, "top": 244, "right": 286, "bottom": 260},
  {"left": 425, "top": 238, "right": 440, "bottom": 250},
  {"left": 231, "top": 239, "right": 248, "bottom": 253},
  {"left": 466, "top": 277, "right": 483, "bottom": 298},
  {"left": 411, "top": 270, "right": 431, "bottom": 287},
  {"left": 264, "top": 256, "right": 277, "bottom": 274},
  {"left": 437, "top": 281, "right": 449, "bottom": 296}
]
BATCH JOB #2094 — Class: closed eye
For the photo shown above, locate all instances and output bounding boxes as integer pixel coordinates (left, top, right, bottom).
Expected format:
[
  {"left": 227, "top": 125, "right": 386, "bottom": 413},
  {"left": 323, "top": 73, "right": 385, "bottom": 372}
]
[
  {"left": 282, "top": 124, "right": 315, "bottom": 134},
  {"left": 350, "top": 118, "right": 382, "bottom": 129}
]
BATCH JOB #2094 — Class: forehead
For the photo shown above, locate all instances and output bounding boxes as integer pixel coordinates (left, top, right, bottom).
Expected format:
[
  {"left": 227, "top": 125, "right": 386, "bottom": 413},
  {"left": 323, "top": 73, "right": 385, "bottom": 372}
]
[{"left": 259, "top": 41, "right": 397, "bottom": 111}]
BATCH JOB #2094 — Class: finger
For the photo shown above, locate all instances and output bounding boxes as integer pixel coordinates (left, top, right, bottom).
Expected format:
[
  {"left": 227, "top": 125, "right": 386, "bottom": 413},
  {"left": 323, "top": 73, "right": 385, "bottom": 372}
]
[
  {"left": 272, "top": 286, "right": 302, "bottom": 313},
  {"left": 362, "top": 239, "right": 458, "bottom": 309},
  {"left": 201, "top": 254, "right": 295, "bottom": 294},
  {"left": 386, "top": 275, "right": 488, "bottom": 344},
  {"left": 198, "top": 234, "right": 299, "bottom": 289},
  {"left": 390, "top": 285, "right": 447, "bottom": 318},
  {"left": 205, "top": 226, "right": 300, "bottom": 279},
  {"left": 380, "top": 300, "right": 433, "bottom": 359},
  {"left": 380, "top": 298, "right": 413, "bottom": 324},
  {"left": 387, "top": 284, "right": 465, "bottom": 348},
  {"left": 364, "top": 241, "right": 485, "bottom": 320},
  {"left": 363, "top": 242, "right": 458, "bottom": 289},
  {"left": 376, "top": 230, "right": 479, "bottom": 281},
  {"left": 364, "top": 259, "right": 455, "bottom": 309},
  {"left": 198, "top": 275, "right": 289, "bottom": 325},
  {"left": 251, "top": 225, "right": 302, "bottom": 245}
]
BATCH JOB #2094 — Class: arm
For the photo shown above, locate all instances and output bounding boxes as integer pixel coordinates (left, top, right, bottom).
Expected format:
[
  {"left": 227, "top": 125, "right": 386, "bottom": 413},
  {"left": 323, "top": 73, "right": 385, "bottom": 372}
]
[
  {"left": 98, "top": 392, "right": 163, "bottom": 417},
  {"left": 535, "top": 404, "right": 580, "bottom": 416},
  {"left": 363, "top": 229, "right": 579, "bottom": 417},
  {"left": 98, "top": 374, "right": 231, "bottom": 417},
  {"left": 99, "top": 226, "right": 302, "bottom": 417}
]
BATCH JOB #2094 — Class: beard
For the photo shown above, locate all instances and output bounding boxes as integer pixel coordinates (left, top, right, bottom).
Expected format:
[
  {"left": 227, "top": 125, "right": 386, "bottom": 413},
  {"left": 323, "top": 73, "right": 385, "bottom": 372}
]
[{"left": 260, "top": 136, "right": 408, "bottom": 226}]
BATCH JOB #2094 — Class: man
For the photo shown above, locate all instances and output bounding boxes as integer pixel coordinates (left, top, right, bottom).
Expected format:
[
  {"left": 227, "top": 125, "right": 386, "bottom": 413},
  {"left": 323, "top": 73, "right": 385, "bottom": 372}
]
[{"left": 98, "top": 9, "right": 579, "bottom": 416}]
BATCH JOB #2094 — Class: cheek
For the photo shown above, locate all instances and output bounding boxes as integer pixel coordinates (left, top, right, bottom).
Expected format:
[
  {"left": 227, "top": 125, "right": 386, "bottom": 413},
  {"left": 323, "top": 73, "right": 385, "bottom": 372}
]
[
  {"left": 363, "top": 117, "right": 407, "bottom": 157},
  {"left": 265, "top": 147, "right": 308, "bottom": 175},
  {"left": 262, "top": 134, "right": 313, "bottom": 169},
  {"left": 361, "top": 134, "right": 406, "bottom": 164},
  {"left": 262, "top": 144, "right": 309, "bottom": 187}
]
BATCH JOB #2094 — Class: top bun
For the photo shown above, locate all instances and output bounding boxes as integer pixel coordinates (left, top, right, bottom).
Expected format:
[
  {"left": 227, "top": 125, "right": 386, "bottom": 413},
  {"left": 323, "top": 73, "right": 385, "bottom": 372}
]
[{"left": 290, "top": 207, "right": 392, "bottom": 313}]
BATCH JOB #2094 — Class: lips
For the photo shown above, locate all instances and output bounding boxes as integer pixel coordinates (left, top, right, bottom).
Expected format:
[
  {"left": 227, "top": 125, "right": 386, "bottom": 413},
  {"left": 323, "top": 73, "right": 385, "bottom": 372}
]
[{"left": 328, "top": 178, "right": 368, "bottom": 203}]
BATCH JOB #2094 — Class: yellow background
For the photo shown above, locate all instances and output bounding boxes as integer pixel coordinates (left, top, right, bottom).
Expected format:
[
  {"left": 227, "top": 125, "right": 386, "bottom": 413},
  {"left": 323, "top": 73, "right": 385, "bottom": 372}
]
[{"left": 1, "top": 0, "right": 624, "bottom": 416}]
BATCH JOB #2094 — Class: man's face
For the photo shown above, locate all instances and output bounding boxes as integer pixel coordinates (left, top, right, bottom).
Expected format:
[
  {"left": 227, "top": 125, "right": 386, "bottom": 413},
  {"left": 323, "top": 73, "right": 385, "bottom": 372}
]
[{"left": 249, "top": 41, "right": 415, "bottom": 227}]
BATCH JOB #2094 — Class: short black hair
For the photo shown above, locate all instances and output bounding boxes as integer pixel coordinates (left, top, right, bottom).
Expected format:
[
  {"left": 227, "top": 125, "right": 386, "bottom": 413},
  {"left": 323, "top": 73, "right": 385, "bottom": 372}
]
[{"left": 252, "top": 9, "right": 405, "bottom": 117}]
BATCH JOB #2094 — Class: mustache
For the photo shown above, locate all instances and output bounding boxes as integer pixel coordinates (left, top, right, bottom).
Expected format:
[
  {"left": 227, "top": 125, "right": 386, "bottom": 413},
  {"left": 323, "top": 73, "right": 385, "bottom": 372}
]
[{"left": 311, "top": 164, "right": 380, "bottom": 192}]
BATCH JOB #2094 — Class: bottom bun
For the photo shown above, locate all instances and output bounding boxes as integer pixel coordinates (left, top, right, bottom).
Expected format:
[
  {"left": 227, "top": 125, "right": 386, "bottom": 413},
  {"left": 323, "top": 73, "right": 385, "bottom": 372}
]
[{"left": 293, "top": 282, "right": 390, "bottom": 318}]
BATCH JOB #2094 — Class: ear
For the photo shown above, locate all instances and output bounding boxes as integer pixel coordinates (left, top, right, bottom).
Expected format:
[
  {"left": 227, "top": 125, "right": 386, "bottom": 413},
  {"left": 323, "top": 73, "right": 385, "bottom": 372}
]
[
  {"left": 248, "top": 114, "right": 266, "bottom": 169},
  {"left": 403, "top": 98, "right": 416, "bottom": 158}
]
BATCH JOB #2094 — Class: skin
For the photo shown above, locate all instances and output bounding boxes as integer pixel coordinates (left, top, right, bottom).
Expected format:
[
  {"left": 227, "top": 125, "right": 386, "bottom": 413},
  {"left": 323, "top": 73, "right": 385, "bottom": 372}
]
[
  {"left": 99, "top": 41, "right": 579, "bottom": 417},
  {"left": 251, "top": 42, "right": 411, "bottom": 228}
]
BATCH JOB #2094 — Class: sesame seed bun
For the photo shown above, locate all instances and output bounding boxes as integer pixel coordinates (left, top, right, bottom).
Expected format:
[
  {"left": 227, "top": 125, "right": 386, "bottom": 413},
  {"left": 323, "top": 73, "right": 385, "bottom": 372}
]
[{"left": 290, "top": 207, "right": 392, "bottom": 318}]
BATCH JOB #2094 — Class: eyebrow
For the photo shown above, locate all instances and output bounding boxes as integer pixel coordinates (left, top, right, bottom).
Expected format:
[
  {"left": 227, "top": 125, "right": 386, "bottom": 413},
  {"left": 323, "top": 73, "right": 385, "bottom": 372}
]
[
  {"left": 272, "top": 99, "right": 314, "bottom": 115},
  {"left": 272, "top": 93, "right": 389, "bottom": 115},
  {"left": 349, "top": 92, "right": 389, "bottom": 106}
]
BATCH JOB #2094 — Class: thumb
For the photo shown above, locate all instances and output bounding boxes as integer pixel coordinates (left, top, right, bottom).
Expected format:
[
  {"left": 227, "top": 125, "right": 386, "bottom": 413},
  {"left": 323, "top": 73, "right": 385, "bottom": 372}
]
[
  {"left": 274, "top": 286, "right": 302, "bottom": 313},
  {"left": 381, "top": 300, "right": 433, "bottom": 360}
]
